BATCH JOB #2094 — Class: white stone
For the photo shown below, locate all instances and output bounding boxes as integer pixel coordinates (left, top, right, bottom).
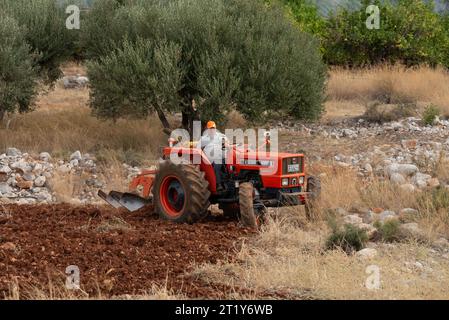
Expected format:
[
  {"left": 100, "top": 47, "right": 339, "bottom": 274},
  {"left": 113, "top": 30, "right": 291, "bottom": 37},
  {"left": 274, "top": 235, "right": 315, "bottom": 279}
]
[
  {"left": 58, "top": 164, "right": 72, "bottom": 174},
  {"left": 0, "top": 165, "right": 11, "bottom": 174},
  {"left": 390, "top": 173, "right": 406, "bottom": 185},
  {"left": 10, "top": 161, "right": 32, "bottom": 173},
  {"left": 379, "top": 210, "right": 397, "bottom": 222},
  {"left": 356, "top": 248, "right": 378, "bottom": 259},
  {"left": 364, "top": 163, "right": 373, "bottom": 173},
  {"left": 343, "top": 214, "right": 363, "bottom": 225},
  {"left": 70, "top": 151, "right": 82, "bottom": 161},
  {"left": 6, "top": 148, "right": 21, "bottom": 157},
  {"left": 385, "top": 163, "right": 418, "bottom": 177},
  {"left": 0, "top": 183, "right": 12, "bottom": 194},
  {"left": 34, "top": 176, "right": 46, "bottom": 187},
  {"left": 399, "top": 223, "right": 425, "bottom": 240},
  {"left": 412, "top": 173, "right": 432, "bottom": 189},
  {"left": 39, "top": 152, "right": 52, "bottom": 162},
  {"left": 399, "top": 208, "right": 419, "bottom": 217},
  {"left": 22, "top": 173, "right": 35, "bottom": 181},
  {"left": 363, "top": 211, "right": 377, "bottom": 224}
]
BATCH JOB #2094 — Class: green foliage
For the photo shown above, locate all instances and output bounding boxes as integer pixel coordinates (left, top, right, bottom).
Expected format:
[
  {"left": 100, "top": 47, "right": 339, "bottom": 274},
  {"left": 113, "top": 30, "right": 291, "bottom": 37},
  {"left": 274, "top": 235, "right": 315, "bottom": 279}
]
[
  {"left": 422, "top": 104, "right": 441, "bottom": 126},
  {"left": 0, "top": 14, "right": 38, "bottom": 120},
  {"left": 374, "top": 219, "right": 401, "bottom": 242},
  {"left": 419, "top": 186, "right": 449, "bottom": 211},
  {"left": 326, "top": 218, "right": 368, "bottom": 253},
  {"left": 87, "top": 38, "right": 183, "bottom": 120},
  {"left": 281, "top": 0, "right": 327, "bottom": 39},
  {"left": 84, "top": 0, "right": 326, "bottom": 127},
  {"left": 0, "top": 0, "right": 77, "bottom": 83},
  {"left": 323, "top": 0, "right": 449, "bottom": 67}
]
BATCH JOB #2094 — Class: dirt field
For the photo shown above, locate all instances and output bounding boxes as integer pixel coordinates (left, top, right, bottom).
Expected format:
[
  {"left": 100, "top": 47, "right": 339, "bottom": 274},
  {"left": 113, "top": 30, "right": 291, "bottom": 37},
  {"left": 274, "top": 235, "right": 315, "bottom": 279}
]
[{"left": 0, "top": 204, "right": 252, "bottom": 299}]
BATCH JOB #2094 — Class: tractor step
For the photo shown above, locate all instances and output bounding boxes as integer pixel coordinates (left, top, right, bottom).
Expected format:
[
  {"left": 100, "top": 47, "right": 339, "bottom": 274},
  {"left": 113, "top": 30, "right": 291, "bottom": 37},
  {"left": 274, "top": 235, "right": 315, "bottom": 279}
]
[{"left": 98, "top": 190, "right": 153, "bottom": 212}]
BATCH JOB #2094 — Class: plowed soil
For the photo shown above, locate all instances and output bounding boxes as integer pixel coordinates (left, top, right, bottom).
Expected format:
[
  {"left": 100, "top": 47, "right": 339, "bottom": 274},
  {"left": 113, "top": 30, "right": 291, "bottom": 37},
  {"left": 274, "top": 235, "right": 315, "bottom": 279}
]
[{"left": 0, "top": 204, "right": 252, "bottom": 299}]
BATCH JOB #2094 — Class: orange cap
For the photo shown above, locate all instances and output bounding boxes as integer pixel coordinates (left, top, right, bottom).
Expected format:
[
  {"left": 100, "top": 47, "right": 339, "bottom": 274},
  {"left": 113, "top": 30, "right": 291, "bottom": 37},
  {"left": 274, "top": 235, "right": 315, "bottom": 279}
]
[{"left": 206, "top": 121, "right": 216, "bottom": 129}]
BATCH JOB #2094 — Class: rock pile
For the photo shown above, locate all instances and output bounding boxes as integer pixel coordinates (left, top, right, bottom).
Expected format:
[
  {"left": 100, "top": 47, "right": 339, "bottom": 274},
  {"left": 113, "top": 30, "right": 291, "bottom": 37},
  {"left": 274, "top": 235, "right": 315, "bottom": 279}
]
[
  {"left": 331, "top": 206, "right": 449, "bottom": 256},
  {"left": 278, "top": 117, "right": 449, "bottom": 140},
  {"left": 284, "top": 117, "right": 449, "bottom": 192},
  {"left": 0, "top": 148, "right": 115, "bottom": 205}
]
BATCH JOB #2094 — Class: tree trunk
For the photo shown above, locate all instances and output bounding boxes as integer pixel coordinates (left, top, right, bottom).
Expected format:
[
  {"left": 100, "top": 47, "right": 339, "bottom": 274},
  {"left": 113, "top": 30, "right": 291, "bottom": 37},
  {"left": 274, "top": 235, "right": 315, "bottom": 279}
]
[
  {"left": 154, "top": 105, "right": 171, "bottom": 132},
  {"left": 181, "top": 111, "right": 189, "bottom": 131},
  {"left": 0, "top": 110, "right": 4, "bottom": 123}
]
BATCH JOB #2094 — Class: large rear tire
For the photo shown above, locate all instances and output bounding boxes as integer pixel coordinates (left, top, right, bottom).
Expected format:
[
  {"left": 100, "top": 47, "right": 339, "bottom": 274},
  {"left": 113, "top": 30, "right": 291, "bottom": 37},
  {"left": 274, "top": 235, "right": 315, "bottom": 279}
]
[
  {"left": 153, "top": 161, "right": 210, "bottom": 223},
  {"left": 239, "top": 182, "right": 257, "bottom": 228}
]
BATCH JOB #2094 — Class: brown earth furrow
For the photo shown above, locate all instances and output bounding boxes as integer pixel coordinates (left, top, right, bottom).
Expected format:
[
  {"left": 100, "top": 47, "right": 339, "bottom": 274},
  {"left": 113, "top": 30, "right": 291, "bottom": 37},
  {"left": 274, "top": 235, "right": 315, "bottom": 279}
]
[{"left": 0, "top": 204, "right": 252, "bottom": 299}]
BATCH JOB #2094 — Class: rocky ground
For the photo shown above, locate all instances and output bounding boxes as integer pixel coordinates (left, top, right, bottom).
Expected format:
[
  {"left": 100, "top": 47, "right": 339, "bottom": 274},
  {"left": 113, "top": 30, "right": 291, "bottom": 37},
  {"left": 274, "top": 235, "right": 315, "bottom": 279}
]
[
  {"left": 2, "top": 114, "right": 449, "bottom": 299},
  {"left": 0, "top": 148, "right": 143, "bottom": 205}
]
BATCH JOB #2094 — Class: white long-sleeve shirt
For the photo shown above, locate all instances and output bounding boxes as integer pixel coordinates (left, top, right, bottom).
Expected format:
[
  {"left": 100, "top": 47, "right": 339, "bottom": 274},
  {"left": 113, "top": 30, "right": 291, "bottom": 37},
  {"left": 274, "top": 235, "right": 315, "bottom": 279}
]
[{"left": 198, "top": 131, "right": 228, "bottom": 163}]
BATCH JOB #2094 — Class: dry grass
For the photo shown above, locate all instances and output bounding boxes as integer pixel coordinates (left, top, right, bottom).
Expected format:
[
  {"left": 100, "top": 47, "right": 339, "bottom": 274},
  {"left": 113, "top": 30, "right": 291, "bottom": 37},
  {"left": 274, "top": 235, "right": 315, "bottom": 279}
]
[
  {"left": 192, "top": 217, "right": 449, "bottom": 299},
  {"left": 326, "top": 65, "right": 449, "bottom": 118},
  {"left": 191, "top": 165, "right": 449, "bottom": 300},
  {"left": 0, "top": 105, "right": 165, "bottom": 166},
  {"left": 6, "top": 278, "right": 183, "bottom": 300},
  {"left": 0, "top": 62, "right": 165, "bottom": 165}
]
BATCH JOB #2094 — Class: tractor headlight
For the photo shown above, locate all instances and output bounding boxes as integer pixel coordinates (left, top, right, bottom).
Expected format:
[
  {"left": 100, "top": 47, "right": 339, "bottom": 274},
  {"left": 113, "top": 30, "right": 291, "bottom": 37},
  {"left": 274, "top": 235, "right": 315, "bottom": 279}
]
[
  {"left": 299, "top": 176, "right": 305, "bottom": 185},
  {"left": 282, "top": 178, "right": 289, "bottom": 187}
]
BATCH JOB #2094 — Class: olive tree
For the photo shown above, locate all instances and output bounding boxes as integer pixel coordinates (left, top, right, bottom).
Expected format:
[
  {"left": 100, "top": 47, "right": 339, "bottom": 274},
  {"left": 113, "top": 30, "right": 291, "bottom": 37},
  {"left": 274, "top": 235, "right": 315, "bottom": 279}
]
[
  {"left": 0, "top": 0, "right": 77, "bottom": 122},
  {"left": 84, "top": 0, "right": 326, "bottom": 131},
  {"left": 0, "top": 15, "right": 37, "bottom": 122}
]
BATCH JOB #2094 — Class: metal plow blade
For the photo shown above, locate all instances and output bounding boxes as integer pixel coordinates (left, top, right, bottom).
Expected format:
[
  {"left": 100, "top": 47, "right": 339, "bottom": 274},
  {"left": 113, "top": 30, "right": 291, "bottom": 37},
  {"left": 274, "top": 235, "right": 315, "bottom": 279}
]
[{"left": 98, "top": 190, "right": 152, "bottom": 212}]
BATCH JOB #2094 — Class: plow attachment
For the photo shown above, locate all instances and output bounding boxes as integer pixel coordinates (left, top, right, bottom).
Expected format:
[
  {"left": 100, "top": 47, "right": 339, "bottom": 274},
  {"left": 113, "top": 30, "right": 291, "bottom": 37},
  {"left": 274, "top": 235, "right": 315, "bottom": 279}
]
[
  {"left": 98, "top": 169, "right": 156, "bottom": 212},
  {"left": 98, "top": 190, "right": 152, "bottom": 212}
]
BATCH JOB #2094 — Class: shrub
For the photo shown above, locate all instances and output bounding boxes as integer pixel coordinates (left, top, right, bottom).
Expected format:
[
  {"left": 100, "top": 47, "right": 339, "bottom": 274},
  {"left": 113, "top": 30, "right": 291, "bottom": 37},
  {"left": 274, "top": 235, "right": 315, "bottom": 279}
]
[
  {"left": 419, "top": 187, "right": 449, "bottom": 211},
  {"left": 323, "top": 0, "right": 449, "bottom": 67},
  {"left": 363, "top": 102, "right": 415, "bottom": 123},
  {"left": 84, "top": 0, "right": 326, "bottom": 129},
  {"left": 374, "top": 219, "right": 401, "bottom": 242},
  {"left": 422, "top": 104, "right": 440, "bottom": 126},
  {"left": 0, "top": 14, "right": 38, "bottom": 122},
  {"left": 326, "top": 218, "right": 368, "bottom": 253}
]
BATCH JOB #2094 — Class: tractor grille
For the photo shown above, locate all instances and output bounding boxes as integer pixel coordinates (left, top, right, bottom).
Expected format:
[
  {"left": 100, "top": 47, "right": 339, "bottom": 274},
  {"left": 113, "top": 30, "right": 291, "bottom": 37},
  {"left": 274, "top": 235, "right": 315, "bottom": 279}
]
[{"left": 283, "top": 156, "right": 303, "bottom": 174}]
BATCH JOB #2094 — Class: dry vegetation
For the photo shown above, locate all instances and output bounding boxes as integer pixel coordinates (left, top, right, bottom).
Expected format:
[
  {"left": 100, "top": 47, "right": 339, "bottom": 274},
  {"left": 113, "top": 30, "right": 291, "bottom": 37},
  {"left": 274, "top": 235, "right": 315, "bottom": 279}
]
[
  {"left": 6, "top": 279, "right": 183, "bottom": 300},
  {"left": 0, "top": 87, "right": 164, "bottom": 166},
  {"left": 190, "top": 166, "right": 449, "bottom": 300},
  {"left": 325, "top": 65, "right": 449, "bottom": 121}
]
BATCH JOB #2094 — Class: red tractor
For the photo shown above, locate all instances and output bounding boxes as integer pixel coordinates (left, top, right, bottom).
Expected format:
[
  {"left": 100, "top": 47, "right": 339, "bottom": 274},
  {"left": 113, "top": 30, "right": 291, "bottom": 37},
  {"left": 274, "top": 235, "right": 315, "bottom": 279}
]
[{"left": 99, "top": 137, "right": 320, "bottom": 227}]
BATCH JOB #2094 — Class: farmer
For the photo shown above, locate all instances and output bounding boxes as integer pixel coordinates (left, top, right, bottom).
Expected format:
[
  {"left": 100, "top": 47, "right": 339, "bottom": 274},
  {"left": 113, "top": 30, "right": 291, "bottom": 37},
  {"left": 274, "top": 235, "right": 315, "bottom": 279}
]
[{"left": 198, "top": 121, "right": 228, "bottom": 192}]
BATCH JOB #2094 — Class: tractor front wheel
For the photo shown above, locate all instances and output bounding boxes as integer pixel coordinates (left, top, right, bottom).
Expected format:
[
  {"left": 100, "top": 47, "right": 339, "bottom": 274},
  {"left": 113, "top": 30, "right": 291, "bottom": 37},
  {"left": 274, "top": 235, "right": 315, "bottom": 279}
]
[
  {"left": 239, "top": 182, "right": 257, "bottom": 228},
  {"left": 153, "top": 161, "right": 210, "bottom": 223}
]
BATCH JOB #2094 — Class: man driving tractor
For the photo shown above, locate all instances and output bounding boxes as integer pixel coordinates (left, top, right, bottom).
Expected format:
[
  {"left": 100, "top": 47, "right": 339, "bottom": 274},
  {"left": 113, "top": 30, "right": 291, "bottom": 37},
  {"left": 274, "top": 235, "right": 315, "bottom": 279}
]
[{"left": 198, "top": 121, "right": 228, "bottom": 192}]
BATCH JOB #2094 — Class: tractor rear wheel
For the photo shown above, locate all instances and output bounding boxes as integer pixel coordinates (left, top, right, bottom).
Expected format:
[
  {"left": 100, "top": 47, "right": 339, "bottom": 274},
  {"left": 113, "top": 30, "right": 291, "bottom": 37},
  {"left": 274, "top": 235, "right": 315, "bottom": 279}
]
[
  {"left": 239, "top": 182, "right": 257, "bottom": 228},
  {"left": 153, "top": 161, "right": 210, "bottom": 223}
]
